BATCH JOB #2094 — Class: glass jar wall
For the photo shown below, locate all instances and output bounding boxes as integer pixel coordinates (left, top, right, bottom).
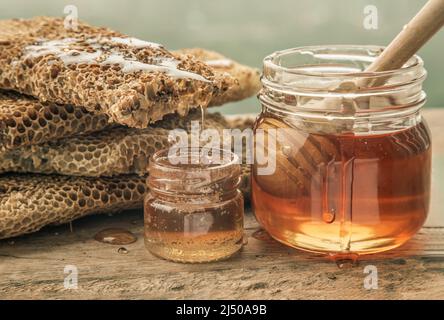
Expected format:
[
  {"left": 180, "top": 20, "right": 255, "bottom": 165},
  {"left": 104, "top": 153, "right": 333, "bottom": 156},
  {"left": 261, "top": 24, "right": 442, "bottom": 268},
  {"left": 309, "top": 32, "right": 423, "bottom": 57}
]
[
  {"left": 252, "top": 46, "right": 431, "bottom": 255},
  {"left": 145, "top": 148, "right": 244, "bottom": 263}
]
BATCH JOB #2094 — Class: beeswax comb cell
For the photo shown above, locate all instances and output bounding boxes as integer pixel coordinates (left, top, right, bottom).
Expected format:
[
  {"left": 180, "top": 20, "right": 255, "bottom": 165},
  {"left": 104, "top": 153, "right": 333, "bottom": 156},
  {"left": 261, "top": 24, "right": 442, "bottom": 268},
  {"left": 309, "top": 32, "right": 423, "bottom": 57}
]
[
  {"left": 174, "top": 48, "right": 261, "bottom": 107},
  {"left": 0, "top": 17, "right": 258, "bottom": 128},
  {"left": 0, "top": 90, "right": 110, "bottom": 151},
  {"left": 0, "top": 111, "right": 231, "bottom": 177},
  {"left": 0, "top": 48, "right": 259, "bottom": 150},
  {"left": 0, "top": 169, "right": 251, "bottom": 240},
  {"left": 0, "top": 174, "right": 146, "bottom": 239}
]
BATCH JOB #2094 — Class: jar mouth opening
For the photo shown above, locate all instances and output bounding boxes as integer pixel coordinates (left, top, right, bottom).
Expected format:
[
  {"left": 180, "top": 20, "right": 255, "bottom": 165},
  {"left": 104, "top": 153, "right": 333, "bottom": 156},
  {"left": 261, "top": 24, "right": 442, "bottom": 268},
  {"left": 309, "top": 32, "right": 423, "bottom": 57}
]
[
  {"left": 150, "top": 147, "right": 240, "bottom": 173},
  {"left": 148, "top": 147, "right": 241, "bottom": 196},
  {"left": 263, "top": 45, "right": 424, "bottom": 80}
]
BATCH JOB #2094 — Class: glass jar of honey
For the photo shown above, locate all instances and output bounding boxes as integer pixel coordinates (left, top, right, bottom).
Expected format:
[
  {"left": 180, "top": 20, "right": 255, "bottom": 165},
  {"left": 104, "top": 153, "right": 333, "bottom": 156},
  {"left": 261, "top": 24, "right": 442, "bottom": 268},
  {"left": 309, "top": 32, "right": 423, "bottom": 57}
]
[
  {"left": 144, "top": 148, "right": 244, "bottom": 263},
  {"left": 252, "top": 46, "right": 431, "bottom": 256}
]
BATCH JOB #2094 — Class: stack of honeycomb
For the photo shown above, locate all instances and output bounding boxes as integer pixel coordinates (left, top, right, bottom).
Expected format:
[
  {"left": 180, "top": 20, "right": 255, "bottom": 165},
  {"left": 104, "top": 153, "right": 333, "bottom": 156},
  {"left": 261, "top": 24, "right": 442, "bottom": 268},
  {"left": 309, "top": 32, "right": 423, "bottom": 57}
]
[{"left": 0, "top": 17, "right": 260, "bottom": 239}]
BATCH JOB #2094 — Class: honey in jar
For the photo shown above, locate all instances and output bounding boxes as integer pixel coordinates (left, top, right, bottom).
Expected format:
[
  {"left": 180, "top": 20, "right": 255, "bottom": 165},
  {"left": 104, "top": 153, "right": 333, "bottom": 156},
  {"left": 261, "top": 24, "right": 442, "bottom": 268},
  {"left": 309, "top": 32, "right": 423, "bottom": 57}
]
[
  {"left": 144, "top": 148, "right": 244, "bottom": 263},
  {"left": 252, "top": 46, "right": 431, "bottom": 255}
]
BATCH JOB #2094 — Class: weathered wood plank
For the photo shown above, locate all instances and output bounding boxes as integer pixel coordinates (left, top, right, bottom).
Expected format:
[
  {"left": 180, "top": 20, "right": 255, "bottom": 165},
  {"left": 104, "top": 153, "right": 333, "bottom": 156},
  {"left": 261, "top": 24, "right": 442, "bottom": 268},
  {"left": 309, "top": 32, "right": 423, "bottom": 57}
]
[
  {"left": 0, "top": 211, "right": 443, "bottom": 299},
  {"left": 0, "top": 109, "right": 443, "bottom": 300}
]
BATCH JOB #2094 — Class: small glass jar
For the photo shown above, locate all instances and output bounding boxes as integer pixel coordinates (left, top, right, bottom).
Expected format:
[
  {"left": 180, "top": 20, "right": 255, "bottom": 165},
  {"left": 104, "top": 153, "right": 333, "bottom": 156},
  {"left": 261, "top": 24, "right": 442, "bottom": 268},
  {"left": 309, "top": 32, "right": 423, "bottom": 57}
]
[
  {"left": 252, "top": 46, "right": 431, "bottom": 256},
  {"left": 144, "top": 148, "right": 244, "bottom": 263}
]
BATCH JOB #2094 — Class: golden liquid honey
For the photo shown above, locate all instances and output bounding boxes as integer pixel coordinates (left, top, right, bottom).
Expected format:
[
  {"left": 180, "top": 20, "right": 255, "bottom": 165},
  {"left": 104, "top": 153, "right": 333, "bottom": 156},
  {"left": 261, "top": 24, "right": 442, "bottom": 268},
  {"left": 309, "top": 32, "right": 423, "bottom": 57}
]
[
  {"left": 252, "top": 115, "right": 431, "bottom": 255},
  {"left": 144, "top": 148, "right": 244, "bottom": 263},
  {"left": 253, "top": 45, "right": 431, "bottom": 256}
]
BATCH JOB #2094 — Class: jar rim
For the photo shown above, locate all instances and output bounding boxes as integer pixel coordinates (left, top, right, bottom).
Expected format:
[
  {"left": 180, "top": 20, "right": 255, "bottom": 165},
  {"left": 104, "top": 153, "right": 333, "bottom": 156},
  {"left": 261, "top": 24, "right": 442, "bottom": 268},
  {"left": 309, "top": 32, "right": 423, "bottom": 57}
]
[
  {"left": 260, "top": 45, "right": 427, "bottom": 115},
  {"left": 150, "top": 147, "right": 240, "bottom": 172},
  {"left": 263, "top": 45, "right": 424, "bottom": 80},
  {"left": 148, "top": 147, "right": 241, "bottom": 197}
]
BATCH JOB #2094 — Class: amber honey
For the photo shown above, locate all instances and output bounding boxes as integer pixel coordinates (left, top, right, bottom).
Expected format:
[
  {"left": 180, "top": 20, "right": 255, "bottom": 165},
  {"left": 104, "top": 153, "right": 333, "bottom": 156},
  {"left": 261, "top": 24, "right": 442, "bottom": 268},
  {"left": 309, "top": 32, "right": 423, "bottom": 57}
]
[
  {"left": 144, "top": 148, "right": 244, "bottom": 263},
  {"left": 144, "top": 203, "right": 244, "bottom": 262},
  {"left": 253, "top": 45, "right": 431, "bottom": 255},
  {"left": 252, "top": 116, "right": 431, "bottom": 255}
]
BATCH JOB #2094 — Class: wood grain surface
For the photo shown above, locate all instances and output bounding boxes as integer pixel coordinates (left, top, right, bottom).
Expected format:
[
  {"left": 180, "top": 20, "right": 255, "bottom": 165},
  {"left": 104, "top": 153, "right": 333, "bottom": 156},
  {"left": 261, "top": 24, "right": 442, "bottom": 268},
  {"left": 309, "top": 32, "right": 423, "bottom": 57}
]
[{"left": 0, "top": 109, "right": 443, "bottom": 300}]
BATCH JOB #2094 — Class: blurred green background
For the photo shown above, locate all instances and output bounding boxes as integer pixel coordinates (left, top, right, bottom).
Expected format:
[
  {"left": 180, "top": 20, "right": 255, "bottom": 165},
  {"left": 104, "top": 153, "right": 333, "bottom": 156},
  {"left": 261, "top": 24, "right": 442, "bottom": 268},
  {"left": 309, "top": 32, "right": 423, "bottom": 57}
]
[{"left": 1, "top": 0, "right": 443, "bottom": 114}]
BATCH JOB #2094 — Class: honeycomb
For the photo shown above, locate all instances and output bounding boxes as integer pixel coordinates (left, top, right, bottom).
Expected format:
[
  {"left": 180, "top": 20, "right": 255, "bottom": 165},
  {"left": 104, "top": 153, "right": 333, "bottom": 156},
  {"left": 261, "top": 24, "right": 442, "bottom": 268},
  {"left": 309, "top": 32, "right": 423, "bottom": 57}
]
[
  {"left": 0, "top": 17, "right": 245, "bottom": 128},
  {"left": 0, "top": 111, "right": 253, "bottom": 239},
  {"left": 174, "top": 48, "right": 261, "bottom": 107},
  {"left": 0, "top": 90, "right": 111, "bottom": 151},
  {"left": 0, "top": 174, "right": 146, "bottom": 239},
  {"left": 0, "top": 170, "right": 251, "bottom": 240},
  {"left": 0, "top": 47, "right": 259, "bottom": 151},
  {"left": 0, "top": 110, "right": 230, "bottom": 176},
  {"left": 0, "top": 18, "right": 259, "bottom": 240}
]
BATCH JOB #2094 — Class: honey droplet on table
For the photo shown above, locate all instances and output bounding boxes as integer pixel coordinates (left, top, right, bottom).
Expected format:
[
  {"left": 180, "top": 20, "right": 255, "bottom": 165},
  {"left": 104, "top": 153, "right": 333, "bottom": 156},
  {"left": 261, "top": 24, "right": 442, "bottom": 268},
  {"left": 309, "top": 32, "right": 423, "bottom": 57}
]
[
  {"left": 329, "top": 253, "right": 359, "bottom": 269},
  {"left": 117, "top": 247, "right": 129, "bottom": 254},
  {"left": 252, "top": 229, "right": 273, "bottom": 242},
  {"left": 94, "top": 228, "right": 137, "bottom": 245}
]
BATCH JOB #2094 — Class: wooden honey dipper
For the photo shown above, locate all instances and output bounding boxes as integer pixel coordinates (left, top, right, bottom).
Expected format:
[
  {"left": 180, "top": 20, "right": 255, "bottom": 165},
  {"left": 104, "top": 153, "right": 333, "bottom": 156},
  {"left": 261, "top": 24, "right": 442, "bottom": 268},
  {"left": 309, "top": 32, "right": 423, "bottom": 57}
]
[
  {"left": 362, "top": 0, "right": 444, "bottom": 80},
  {"left": 255, "top": 0, "right": 444, "bottom": 198},
  {"left": 336, "top": 0, "right": 444, "bottom": 103}
]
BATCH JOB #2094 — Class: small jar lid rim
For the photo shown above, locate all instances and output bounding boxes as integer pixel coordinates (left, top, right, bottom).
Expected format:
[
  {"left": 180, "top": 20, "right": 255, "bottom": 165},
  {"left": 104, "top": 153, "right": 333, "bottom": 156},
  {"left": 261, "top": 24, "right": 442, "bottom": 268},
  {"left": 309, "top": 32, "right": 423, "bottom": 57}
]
[{"left": 150, "top": 147, "right": 240, "bottom": 173}]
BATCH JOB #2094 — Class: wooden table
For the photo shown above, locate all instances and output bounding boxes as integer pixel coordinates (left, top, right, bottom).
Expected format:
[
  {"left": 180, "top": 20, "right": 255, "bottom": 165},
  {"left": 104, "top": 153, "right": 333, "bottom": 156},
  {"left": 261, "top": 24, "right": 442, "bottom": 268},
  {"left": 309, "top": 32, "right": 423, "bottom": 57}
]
[{"left": 1, "top": 109, "right": 443, "bottom": 300}]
